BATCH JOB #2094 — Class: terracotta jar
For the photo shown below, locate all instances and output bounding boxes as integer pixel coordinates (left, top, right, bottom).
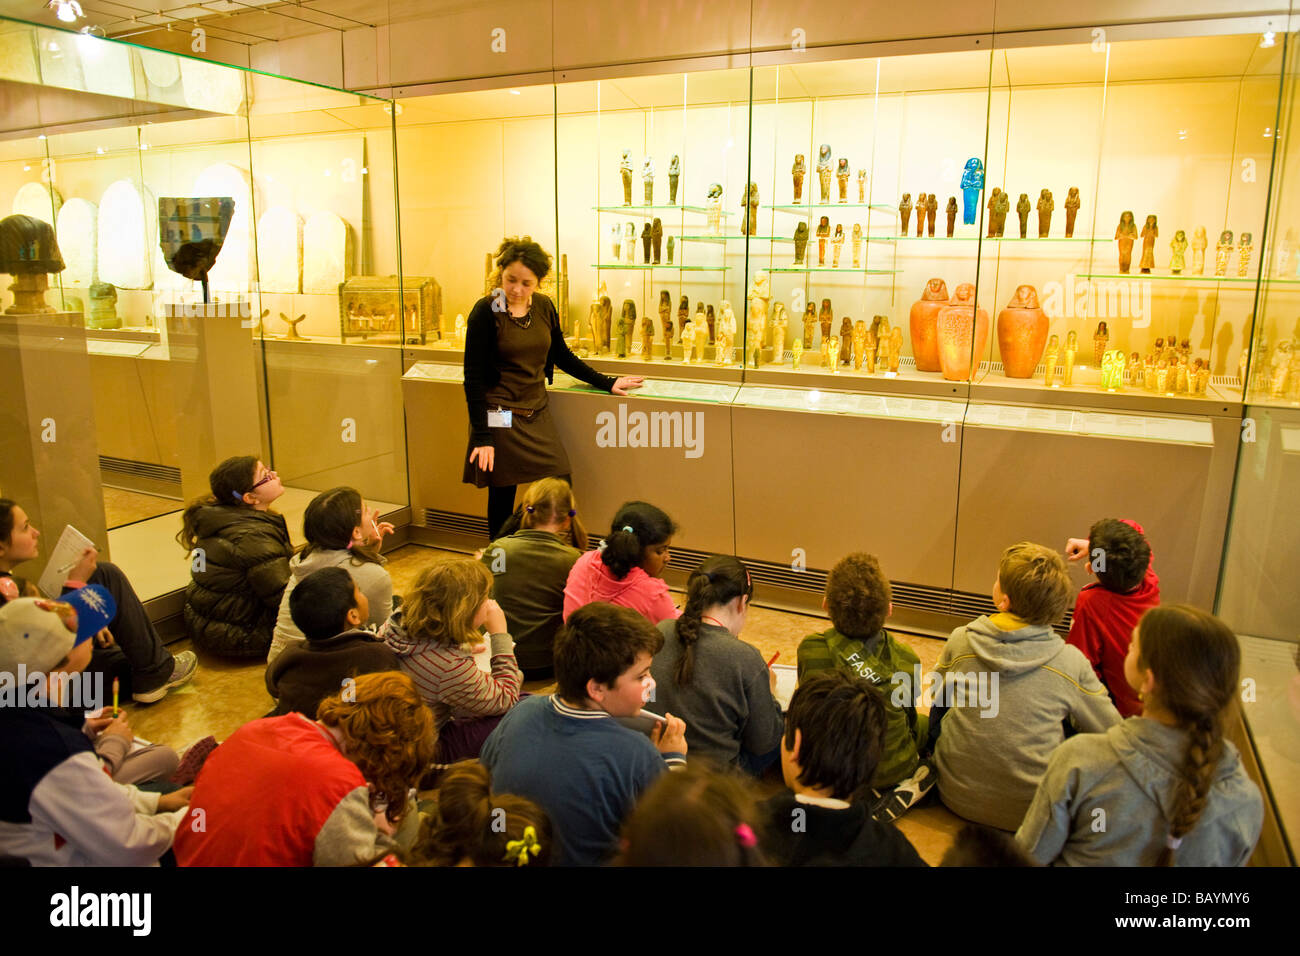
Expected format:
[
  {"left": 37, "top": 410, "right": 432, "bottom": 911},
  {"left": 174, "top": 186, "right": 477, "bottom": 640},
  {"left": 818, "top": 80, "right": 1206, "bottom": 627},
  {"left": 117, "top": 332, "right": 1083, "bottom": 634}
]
[
  {"left": 996, "top": 284, "right": 1048, "bottom": 378},
  {"left": 908, "top": 278, "right": 949, "bottom": 372},
  {"left": 936, "top": 282, "right": 990, "bottom": 382}
]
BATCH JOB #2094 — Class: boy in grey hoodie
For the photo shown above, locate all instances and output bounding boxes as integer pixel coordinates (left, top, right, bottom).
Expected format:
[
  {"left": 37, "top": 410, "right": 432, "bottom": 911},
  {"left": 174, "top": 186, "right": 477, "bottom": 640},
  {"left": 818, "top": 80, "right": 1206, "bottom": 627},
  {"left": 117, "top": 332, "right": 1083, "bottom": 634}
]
[{"left": 934, "top": 542, "right": 1121, "bottom": 831}]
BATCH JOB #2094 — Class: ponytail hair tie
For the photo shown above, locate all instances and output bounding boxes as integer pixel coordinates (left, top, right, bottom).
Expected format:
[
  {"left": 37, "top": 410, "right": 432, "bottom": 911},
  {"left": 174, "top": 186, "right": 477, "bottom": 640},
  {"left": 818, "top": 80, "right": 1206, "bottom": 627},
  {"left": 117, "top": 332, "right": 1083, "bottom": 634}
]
[
  {"left": 735, "top": 823, "right": 757, "bottom": 848},
  {"left": 622, "top": 525, "right": 634, "bottom": 534},
  {"left": 526, "top": 505, "right": 535, "bottom": 513},
  {"left": 1165, "top": 834, "right": 1183, "bottom": 850},
  {"left": 231, "top": 491, "right": 244, "bottom": 503},
  {"left": 598, "top": 538, "right": 608, "bottom": 552}
]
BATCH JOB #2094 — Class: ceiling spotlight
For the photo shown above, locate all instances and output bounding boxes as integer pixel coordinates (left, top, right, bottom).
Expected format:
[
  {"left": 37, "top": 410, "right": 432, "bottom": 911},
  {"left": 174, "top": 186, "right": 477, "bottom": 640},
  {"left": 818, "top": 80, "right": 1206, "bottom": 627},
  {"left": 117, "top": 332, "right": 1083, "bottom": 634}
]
[
  {"left": 46, "top": 0, "right": 83, "bottom": 23},
  {"left": 1261, "top": 30, "right": 1276, "bottom": 48},
  {"left": 79, "top": 24, "right": 105, "bottom": 36}
]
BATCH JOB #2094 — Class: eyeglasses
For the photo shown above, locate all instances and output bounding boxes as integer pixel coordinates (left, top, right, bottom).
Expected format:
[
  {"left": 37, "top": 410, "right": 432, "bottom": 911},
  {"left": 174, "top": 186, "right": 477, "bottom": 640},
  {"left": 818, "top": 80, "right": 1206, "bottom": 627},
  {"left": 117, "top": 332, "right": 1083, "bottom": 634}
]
[{"left": 246, "top": 470, "right": 278, "bottom": 494}]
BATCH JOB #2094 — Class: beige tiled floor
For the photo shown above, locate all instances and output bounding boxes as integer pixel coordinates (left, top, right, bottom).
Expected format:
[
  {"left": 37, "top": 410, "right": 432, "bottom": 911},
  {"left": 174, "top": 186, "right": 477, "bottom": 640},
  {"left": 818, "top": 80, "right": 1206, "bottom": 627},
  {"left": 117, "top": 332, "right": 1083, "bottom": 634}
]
[
  {"left": 128, "top": 543, "right": 964, "bottom": 864},
  {"left": 103, "top": 487, "right": 182, "bottom": 529}
]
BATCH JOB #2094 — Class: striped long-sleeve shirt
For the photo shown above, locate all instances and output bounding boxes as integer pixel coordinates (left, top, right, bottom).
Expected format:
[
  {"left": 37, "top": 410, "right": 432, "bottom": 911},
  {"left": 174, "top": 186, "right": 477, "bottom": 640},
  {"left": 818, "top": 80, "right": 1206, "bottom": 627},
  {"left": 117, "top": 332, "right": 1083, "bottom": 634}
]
[{"left": 380, "top": 611, "right": 522, "bottom": 727}]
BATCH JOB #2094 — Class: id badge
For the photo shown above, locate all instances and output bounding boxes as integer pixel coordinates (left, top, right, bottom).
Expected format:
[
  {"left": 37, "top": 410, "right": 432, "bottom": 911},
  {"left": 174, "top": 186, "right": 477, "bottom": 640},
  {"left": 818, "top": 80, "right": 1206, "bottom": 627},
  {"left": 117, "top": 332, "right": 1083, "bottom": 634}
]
[{"left": 487, "top": 407, "right": 513, "bottom": 428}]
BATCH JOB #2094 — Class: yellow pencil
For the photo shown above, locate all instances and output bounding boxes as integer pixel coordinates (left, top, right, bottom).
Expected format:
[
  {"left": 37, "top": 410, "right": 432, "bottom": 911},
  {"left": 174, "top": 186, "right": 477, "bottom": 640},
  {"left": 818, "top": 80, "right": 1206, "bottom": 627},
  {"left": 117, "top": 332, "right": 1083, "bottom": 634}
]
[{"left": 112, "top": 677, "right": 119, "bottom": 717}]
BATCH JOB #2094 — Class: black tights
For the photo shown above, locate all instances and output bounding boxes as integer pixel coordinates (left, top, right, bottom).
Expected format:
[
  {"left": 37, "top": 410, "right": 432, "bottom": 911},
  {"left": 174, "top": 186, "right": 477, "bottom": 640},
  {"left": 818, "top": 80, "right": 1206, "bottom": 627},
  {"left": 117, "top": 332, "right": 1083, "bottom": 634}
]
[{"left": 487, "top": 475, "right": 571, "bottom": 541}]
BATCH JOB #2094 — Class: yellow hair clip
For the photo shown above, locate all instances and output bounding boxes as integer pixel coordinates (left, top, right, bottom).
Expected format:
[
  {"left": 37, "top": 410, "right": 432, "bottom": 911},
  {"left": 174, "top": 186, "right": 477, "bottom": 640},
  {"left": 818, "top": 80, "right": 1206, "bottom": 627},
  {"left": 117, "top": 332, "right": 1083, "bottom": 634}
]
[{"left": 503, "top": 825, "right": 541, "bottom": 867}]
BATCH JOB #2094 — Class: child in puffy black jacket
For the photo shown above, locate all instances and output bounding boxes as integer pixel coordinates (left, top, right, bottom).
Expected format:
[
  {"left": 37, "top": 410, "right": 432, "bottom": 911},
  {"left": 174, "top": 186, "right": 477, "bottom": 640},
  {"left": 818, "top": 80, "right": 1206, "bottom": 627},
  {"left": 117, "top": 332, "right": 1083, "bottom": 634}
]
[{"left": 178, "top": 456, "right": 293, "bottom": 658}]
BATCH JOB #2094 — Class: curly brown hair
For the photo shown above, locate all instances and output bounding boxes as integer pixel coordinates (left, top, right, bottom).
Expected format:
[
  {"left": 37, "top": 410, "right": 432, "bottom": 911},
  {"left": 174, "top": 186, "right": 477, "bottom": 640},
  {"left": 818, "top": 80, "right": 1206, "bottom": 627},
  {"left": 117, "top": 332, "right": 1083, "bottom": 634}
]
[
  {"left": 403, "top": 557, "right": 493, "bottom": 649},
  {"left": 824, "top": 553, "right": 891, "bottom": 638},
  {"left": 407, "top": 762, "right": 552, "bottom": 867},
  {"left": 1135, "top": 605, "right": 1241, "bottom": 866},
  {"left": 997, "top": 542, "right": 1071, "bottom": 626},
  {"left": 316, "top": 671, "right": 436, "bottom": 824},
  {"left": 492, "top": 235, "right": 551, "bottom": 283}
]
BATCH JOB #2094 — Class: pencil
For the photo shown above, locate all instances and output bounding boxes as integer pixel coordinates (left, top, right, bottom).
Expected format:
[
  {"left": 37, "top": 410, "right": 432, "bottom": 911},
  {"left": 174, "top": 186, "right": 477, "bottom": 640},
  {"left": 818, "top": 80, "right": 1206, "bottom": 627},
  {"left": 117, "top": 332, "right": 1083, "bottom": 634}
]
[
  {"left": 639, "top": 709, "right": 668, "bottom": 723},
  {"left": 112, "top": 677, "right": 120, "bottom": 717},
  {"left": 766, "top": 652, "right": 780, "bottom": 668}
]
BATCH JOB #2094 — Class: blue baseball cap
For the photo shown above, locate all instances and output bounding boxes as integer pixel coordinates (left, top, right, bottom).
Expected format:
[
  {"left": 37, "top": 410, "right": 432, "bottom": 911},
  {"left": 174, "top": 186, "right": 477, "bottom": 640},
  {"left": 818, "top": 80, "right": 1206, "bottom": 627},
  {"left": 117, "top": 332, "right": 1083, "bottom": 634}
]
[{"left": 63, "top": 584, "right": 117, "bottom": 644}]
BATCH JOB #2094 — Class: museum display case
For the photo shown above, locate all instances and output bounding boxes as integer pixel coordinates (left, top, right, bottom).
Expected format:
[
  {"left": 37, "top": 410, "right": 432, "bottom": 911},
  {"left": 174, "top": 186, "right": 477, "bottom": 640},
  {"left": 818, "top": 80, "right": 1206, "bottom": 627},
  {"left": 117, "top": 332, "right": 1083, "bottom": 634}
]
[{"left": 0, "top": 17, "right": 409, "bottom": 599}]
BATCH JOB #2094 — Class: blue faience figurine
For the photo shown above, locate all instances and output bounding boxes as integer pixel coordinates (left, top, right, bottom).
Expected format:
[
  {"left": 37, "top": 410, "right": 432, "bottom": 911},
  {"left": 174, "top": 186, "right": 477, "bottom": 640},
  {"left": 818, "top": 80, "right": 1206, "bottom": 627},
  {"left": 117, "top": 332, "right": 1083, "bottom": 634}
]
[{"left": 960, "top": 157, "right": 985, "bottom": 226}]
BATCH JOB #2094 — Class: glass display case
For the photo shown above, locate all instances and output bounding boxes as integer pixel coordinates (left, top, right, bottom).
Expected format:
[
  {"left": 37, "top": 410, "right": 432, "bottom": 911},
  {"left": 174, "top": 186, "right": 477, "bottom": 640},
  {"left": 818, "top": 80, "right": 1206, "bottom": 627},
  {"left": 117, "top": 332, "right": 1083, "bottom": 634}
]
[{"left": 0, "top": 16, "right": 409, "bottom": 600}]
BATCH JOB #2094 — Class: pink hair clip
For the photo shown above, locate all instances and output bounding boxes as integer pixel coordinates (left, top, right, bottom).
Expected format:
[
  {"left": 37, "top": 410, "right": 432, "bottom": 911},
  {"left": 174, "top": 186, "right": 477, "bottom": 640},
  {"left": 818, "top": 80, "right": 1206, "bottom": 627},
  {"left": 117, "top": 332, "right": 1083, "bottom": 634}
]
[{"left": 735, "top": 823, "right": 757, "bottom": 848}]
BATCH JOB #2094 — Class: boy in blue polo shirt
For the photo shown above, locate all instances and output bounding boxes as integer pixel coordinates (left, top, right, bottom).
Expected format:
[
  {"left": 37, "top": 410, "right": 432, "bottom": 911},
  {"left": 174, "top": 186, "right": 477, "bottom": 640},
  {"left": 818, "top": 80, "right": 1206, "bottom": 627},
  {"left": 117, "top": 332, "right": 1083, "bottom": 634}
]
[{"left": 480, "top": 602, "right": 687, "bottom": 866}]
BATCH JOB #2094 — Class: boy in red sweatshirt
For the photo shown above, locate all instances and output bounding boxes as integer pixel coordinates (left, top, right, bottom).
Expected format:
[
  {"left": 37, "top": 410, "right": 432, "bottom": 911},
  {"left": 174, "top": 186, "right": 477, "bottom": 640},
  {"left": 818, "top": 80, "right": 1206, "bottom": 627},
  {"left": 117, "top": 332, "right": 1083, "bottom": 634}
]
[{"left": 1065, "top": 518, "right": 1160, "bottom": 717}]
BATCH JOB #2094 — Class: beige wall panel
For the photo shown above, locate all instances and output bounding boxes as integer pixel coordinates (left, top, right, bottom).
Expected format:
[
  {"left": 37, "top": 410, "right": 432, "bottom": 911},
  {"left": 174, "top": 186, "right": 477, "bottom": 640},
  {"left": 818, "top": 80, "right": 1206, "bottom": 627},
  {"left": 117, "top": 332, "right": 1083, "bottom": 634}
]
[
  {"left": 387, "top": 1, "right": 554, "bottom": 86},
  {"left": 749, "top": 1, "right": 993, "bottom": 53},
  {"left": 402, "top": 376, "right": 486, "bottom": 519},
  {"left": 88, "top": 354, "right": 181, "bottom": 467},
  {"left": 952, "top": 421, "right": 1228, "bottom": 605},
  {"left": 731, "top": 405, "right": 961, "bottom": 584},
  {"left": 261, "top": 340, "right": 408, "bottom": 504}
]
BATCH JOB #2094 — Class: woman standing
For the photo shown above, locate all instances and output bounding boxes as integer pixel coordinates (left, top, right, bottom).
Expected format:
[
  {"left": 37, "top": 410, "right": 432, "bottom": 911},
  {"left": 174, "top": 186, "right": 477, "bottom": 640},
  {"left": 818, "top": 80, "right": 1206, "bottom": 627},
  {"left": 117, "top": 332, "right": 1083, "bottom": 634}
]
[{"left": 464, "top": 237, "right": 642, "bottom": 539}]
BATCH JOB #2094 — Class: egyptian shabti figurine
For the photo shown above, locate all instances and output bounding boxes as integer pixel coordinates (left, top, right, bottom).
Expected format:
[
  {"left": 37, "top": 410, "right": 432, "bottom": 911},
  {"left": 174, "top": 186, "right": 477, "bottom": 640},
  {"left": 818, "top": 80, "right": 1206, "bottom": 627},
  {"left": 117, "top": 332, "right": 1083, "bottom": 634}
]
[
  {"left": 1238, "top": 233, "right": 1253, "bottom": 278},
  {"left": 794, "top": 221, "right": 809, "bottom": 264},
  {"left": 1139, "top": 215, "right": 1157, "bottom": 273},
  {"left": 1063, "top": 330, "right": 1078, "bottom": 387},
  {"left": 624, "top": 221, "right": 636, "bottom": 263},
  {"left": 641, "top": 316, "right": 655, "bottom": 359},
  {"left": 899, "top": 193, "right": 913, "bottom": 236},
  {"left": 1169, "top": 231, "right": 1188, "bottom": 274},
  {"left": 617, "top": 300, "right": 635, "bottom": 357},
  {"left": 620, "top": 150, "right": 634, "bottom": 205},
  {"left": 668, "top": 155, "right": 681, "bottom": 204},
  {"left": 1064, "top": 187, "right": 1080, "bottom": 238},
  {"left": 611, "top": 223, "right": 622, "bottom": 260},
  {"left": 960, "top": 157, "right": 984, "bottom": 225},
  {"left": 802, "top": 303, "right": 817, "bottom": 348},
  {"left": 926, "top": 194, "right": 938, "bottom": 237},
  {"left": 840, "top": 317, "right": 853, "bottom": 366},
  {"left": 642, "top": 156, "right": 654, "bottom": 204},
  {"left": 1016, "top": 193, "right": 1031, "bottom": 239},
  {"left": 857, "top": 169, "right": 868, "bottom": 203},
  {"left": 832, "top": 224, "right": 845, "bottom": 267},
  {"left": 1043, "top": 334, "right": 1060, "bottom": 386},
  {"left": 641, "top": 223, "right": 652, "bottom": 264},
  {"left": 986, "top": 189, "right": 1002, "bottom": 238},
  {"left": 770, "top": 304, "right": 788, "bottom": 365},
  {"left": 1192, "top": 226, "right": 1208, "bottom": 275},
  {"left": 747, "top": 271, "right": 770, "bottom": 350},
  {"left": 851, "top": 223, "right": 863, "bottom": 267},
  {"left": 658, "top": 290, "right": 672, "bottom": 351},
  {"left": 651, "top": 218, "right": 663, "bottom": 264},
  {"left": 817, "top": 217, "right": 831, "bottom": 266},
  {"left": 837, "top": 158, "right": 850, "bottom": 202},
  {"left": 1215, "top": 230, "right": 1233, "bottom": 277},
  {"left": 716, "top": 300, "right": 737, "bottom": 365},
  {"left": 852, "top": 319, "right": 868, "bottom": 370},
  {"left": 666, "top": 236, "right": 675, "bottom": 265},
  {"left": 1037, "top": 189, "right": 1054, "bottom": 238},
  {"left": 818, "top": 298, "right": 833, "bottom": 344},
  {"left": 792, "top": 338, "right": 804, "bottom": 369},
  {"left": 946, "top": 196, "right": 958, "bottom": 237},
  {"left": 1115, "top": 211, "right": 1137, "bottom": 273},
  {"left": 706, "top": 304, "right": 716, "bottom": 342},
  {"left": 817, "top": 145, "right": 833, "bottom": 203},
  {"left": 875, "top": 316, "right": 891, "bottom": 371},
  {"left": 1093, "top": 321, "right": 1109, "bottom": 367},
  {"left": 741, "top": 182, "right": 760, "bottom": 237},
  {"left": 792, "top": 154, "right": 806, "bottom": 202},
  {"left": 695, "top": 305, "right": 710, "bottom": 360},
  {"left": 916, "top": 193, "right": 927, "bottom": 237},
  {"left": 825, "top": 333, "right": 840, "bottom": 371},
  {"left": 994, "top": 190, "right": 1010, "bottom": 237},
  {"left": 706, "top": 183, "right": 723, "bottom": 235}
]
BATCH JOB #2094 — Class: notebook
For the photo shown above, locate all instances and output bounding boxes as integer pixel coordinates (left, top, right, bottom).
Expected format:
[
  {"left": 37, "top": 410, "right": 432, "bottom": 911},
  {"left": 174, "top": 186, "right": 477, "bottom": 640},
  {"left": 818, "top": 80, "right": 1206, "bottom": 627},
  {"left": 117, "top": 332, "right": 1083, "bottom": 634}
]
[
  {"left": 38, "top": 525, "right": 97, "bottom": 598},
  {"left": 772, "top": 664, "right": 798, "bottom": 712}
]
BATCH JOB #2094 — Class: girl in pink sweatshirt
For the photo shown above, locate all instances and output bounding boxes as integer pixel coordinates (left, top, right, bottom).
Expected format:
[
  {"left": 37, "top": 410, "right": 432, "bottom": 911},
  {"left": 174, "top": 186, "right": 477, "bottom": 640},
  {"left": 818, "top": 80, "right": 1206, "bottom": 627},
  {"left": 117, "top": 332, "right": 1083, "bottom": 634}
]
[{"left": 563, "top": 501, "right": 681, "bottom": 625}]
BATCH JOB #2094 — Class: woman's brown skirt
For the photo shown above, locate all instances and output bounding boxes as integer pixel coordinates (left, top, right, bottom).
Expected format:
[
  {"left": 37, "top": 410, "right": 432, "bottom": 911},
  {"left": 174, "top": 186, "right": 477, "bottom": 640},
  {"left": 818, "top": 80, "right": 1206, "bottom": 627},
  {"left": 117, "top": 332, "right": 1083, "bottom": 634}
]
[{"left": 462, "top": 402, "right": 572, "bottom": 488}]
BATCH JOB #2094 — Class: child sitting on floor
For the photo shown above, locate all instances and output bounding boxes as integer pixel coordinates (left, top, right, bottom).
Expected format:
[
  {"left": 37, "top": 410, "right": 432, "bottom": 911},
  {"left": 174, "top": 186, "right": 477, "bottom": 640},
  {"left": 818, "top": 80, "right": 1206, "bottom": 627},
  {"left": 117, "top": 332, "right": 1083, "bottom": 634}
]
[
  {"left": 480, "top": 602, "right": 688, "bottom": 866},
  {"left": 563, "top": 501, "right": 679, "bottom": 625},
  {"left": 1065, "top": 518, "right": 1160, "bottom": 717},
  {"left": 1017, "top": 605, "right": 1263, "bottom": 866},
  {"left": 268, "top": 486, "right": 396, "bottom": 664},
  {"left": 382, "top": 556, "right": 521, "bottom": 763},
  {"left": 797, "top": 553, "right": 930, "bottom": 819},
  {"left": 481, "top": 478, "right": 585, "bottom": 682},
  {"left": 934, "top": 542, "right": 1121, "bottom": 831},
  {"left": 650, "top": 555, "right": 783, "bottom": 774},
  {"left": 617, "top": 764, "right": 767, "bottom": 866},
  {"left": 266, "top": 567, "right": 400, "bottom": 718},
  {"left": 406, "top": 762, "right": 552, "bottom": 867},
  {"left": 760, "top": 670, "right": 926, "bottom": 867}
]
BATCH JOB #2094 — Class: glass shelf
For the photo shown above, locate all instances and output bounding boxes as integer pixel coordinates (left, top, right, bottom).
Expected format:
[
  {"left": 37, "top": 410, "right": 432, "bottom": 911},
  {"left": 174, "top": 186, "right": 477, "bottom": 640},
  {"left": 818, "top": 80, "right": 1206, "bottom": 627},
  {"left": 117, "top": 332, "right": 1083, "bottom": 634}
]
[
  {"left": 1077, "top": 271, "right": 1275, "bottom": 284},
  {"left": 592, "top": 264, "right": 731, "bottom": 271},
  {"left": 874, "top": 235, "right": 1106, "bottom": 242},
  {"left": 768, "top": 203, "right": 898, "bottom": 214},
  {"left": 764, "top": 266, "right": 901, "bottom": 274},
  {"left": 594, "top": 204, "right": 729, "bottom": 216}
]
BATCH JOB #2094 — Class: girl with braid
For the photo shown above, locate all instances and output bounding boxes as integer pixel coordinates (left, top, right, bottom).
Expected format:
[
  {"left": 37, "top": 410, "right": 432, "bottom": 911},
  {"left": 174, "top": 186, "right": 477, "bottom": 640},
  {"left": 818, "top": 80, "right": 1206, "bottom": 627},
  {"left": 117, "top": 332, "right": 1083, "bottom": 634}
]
[
  {"left": 1016, "top": 605, "right": 1263, "bottom": 865},
  {"left": 648, "top": 556, "right": 784, "bottom": 774}
]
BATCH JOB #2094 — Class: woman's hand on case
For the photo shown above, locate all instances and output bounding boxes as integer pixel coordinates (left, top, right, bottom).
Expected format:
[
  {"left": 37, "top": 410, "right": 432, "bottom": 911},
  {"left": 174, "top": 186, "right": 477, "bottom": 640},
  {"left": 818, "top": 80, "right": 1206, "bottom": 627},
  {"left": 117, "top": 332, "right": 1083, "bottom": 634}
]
[
  {"left": 469, "top": 446, "right": 495, "bottom": 472},
  {"left": 610, "top": 376, "right": 644, "bottom": 396}
]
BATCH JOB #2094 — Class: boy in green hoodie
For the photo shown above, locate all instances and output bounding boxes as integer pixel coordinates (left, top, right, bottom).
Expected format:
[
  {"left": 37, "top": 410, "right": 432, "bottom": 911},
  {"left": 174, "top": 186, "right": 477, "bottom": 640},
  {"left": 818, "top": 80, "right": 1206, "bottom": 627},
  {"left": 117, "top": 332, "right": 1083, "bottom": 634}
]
[
  {"left": 934, "top": 542, "right": 1121, "bottom": 831},
  {"left": 797, "top": 553, "right": 930, "bottom": 819}
]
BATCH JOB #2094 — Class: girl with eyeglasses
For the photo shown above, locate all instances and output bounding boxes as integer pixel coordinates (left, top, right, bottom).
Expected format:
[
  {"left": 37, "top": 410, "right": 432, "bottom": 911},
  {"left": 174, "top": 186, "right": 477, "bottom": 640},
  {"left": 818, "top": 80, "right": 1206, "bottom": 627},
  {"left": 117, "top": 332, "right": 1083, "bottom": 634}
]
[{"left": 176, "top": 455, "right": 293, "bottom": 658}]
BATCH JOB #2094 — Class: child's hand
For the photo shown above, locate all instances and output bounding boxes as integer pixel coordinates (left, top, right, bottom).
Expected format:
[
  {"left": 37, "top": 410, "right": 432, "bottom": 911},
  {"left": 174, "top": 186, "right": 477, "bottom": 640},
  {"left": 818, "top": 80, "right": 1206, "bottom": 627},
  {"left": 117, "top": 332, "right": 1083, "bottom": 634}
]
[
  {"left": 482, "top": 599, "right": 507, "bottom": 635},
  {"left": 1064, "top": 538, "right": 1090, "bottom": 562},
  {"left": 101, "top": 713, "right": 133, "bottom": 741},
  {"left": 651, "top": 713, "right": 688, "bottom": 755},
  {"left": 156, "top": 786, "right": 194, "bottom": 813},
  {"left": 769, "top": 667, "right": 779, "bottom": 694},
  {"left": 70, "top": 546, "right": 98, "bottom": 582},
  {"left": 94, "top": 627, "right": 115, "bottom": 648},
  {"left": 83, "top": 715, "right": 114, "bottom": 737}
]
